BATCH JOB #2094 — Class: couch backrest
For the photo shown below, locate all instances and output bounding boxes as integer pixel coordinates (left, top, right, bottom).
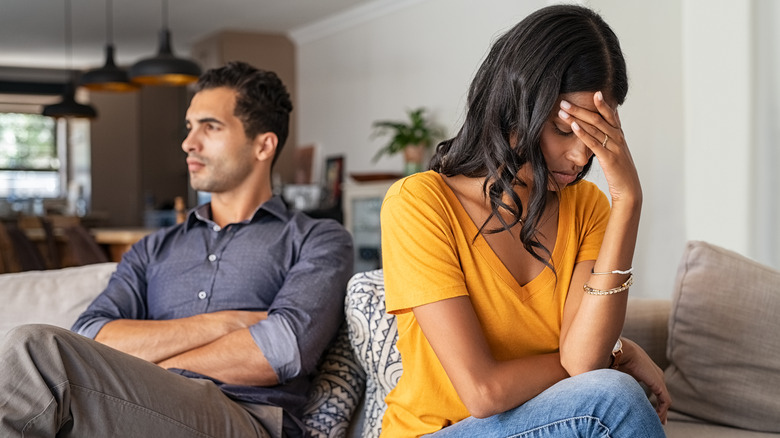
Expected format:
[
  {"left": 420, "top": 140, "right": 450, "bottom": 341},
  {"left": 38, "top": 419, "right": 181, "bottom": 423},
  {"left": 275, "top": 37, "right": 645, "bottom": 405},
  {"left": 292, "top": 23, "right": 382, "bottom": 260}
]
[
  {"left": 0, "top": 262, "right": 116, "bottom": 337},
  {"left": 623, "top": 298, "right": 671, "bottom": 370}
]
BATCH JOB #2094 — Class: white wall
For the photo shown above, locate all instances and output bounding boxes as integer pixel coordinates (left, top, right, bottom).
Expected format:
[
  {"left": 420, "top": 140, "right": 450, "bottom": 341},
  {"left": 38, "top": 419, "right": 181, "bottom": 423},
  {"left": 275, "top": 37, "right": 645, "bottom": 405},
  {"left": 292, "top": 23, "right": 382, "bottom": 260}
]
[
  {"left": 292, "top": 0, "right": 772, "bottom": 299},
  {"left": 293, "top": 0, "right": 546, "bottom": 178},
  {"left": 754, "top": 0, "right": 780, "bottom": 269},
  {"left": 683, "top": 0, "right": 752, "bottom": 256},
  {"left": 587, "top": 0, "right": 686, "bottom": 298}
]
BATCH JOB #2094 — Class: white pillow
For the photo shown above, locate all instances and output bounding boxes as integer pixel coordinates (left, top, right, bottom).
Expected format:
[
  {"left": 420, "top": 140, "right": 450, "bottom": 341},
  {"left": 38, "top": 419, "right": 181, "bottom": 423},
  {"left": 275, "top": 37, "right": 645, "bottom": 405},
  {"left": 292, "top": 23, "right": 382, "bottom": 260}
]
[{"left": 0, "top": 263, "right": 116, "bottom": 337}]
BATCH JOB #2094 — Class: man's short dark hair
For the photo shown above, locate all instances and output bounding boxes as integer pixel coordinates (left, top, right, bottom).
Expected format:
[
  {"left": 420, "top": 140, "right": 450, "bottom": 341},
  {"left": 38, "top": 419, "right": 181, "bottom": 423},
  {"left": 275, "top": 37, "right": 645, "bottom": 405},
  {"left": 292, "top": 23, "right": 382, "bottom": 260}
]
[{"left": 195, "top": 61, "right": 293, "bottom": 164}]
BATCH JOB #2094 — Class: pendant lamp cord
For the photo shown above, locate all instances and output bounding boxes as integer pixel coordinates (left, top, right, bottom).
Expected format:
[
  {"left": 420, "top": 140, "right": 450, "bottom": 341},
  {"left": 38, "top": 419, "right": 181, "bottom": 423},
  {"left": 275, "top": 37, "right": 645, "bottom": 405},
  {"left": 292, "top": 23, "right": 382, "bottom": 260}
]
[
  {"left": 162, "top": 0, "right": 169, "bottom": 30},
  {"left": 65, "top": 0, "right": 72, "bottom": 71},
  {"left": 106, "top": 0, "right": 113, "bottom": 45}
]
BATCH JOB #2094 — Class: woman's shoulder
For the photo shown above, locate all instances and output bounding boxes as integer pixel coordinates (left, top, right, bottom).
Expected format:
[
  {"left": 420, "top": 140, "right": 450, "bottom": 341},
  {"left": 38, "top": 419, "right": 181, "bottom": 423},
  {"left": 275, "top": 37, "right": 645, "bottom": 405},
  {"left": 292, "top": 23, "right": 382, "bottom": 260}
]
[
  {"left": 564, "top": 179, "right": 608, "bottom": 202},
  {"left": 562, "top": 179, "right": 611, "bottom": 219},
  {"left": 386, "top": 170, "right": 447, "bottom": 200}
]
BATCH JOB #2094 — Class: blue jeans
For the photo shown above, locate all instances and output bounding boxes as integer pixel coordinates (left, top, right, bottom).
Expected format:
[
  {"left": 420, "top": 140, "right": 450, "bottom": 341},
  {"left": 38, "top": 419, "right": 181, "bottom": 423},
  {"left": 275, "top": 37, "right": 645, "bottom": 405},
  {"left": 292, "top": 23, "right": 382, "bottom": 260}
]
[{"left": 426, "top": 369, "right": 664, "bottom": 438}]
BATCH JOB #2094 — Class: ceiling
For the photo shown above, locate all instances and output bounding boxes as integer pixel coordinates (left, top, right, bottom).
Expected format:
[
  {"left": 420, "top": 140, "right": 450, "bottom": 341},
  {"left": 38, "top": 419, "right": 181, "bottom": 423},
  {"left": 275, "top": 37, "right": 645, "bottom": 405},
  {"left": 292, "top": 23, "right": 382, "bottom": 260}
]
[{"left": 0, "top": 0, "right": 369, "bottom": 71}]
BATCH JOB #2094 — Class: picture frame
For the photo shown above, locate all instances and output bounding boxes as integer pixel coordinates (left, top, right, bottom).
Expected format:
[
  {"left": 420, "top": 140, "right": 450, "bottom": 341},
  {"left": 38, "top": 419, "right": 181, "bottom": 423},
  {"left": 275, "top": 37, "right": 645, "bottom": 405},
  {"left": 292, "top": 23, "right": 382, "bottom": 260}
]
[{"left": 322, "top": 155, "right": 344, "bottom": 208}]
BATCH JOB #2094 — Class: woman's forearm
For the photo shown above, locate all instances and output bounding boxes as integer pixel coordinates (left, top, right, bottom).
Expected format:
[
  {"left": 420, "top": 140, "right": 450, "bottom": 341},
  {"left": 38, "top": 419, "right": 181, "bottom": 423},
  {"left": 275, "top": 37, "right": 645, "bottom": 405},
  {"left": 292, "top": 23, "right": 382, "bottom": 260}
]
[{"left": 560, "top": 197, "right": 641, "bottom": 374}]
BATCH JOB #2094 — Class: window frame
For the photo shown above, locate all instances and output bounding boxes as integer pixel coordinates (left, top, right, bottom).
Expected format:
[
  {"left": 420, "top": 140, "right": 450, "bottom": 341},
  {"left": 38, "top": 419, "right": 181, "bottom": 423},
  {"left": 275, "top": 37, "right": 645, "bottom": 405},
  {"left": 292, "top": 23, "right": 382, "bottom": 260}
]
[{"left": 0, "top": 94, "right": 68, "bottom": 201}]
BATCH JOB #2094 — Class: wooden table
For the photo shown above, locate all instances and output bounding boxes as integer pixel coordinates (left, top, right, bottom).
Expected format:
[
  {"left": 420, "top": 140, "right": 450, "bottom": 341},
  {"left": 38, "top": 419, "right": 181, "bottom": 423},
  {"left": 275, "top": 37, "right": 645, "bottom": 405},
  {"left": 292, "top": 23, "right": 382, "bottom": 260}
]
[{"left": 91, "top": 228, "right": 156, "bottom": 262}]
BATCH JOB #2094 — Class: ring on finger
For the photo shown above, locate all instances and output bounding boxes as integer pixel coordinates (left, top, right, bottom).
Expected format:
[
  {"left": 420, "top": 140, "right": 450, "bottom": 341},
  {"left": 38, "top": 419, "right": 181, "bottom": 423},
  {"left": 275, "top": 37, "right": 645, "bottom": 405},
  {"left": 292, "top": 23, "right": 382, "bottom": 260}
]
[{"left": 602, "top": 134, "right": 609, "bottom": 147}]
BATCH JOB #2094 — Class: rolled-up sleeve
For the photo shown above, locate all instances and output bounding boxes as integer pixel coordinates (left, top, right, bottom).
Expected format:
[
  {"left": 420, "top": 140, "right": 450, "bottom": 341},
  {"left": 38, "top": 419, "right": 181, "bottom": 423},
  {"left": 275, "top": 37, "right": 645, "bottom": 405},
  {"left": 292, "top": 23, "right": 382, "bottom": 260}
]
[
  {"left": 71, "top": 237, "right": 150, "bottom": 338},
  {"left": 249, "top": 219, "right": 353, "bottom": 383}
]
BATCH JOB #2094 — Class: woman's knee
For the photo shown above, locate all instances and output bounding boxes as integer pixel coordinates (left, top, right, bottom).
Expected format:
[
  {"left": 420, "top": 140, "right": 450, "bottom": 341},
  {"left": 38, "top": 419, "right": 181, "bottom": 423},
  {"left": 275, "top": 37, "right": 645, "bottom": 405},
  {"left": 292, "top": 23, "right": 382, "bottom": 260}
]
[
  {"left": 572, "top": 369, "right": 660, "bottom": 425},
  {"left": 574, "top": 369, "right": 643, "bottom": 395},
  {"left": 567, "top": 369, "right": 651, "bottom": 412}
]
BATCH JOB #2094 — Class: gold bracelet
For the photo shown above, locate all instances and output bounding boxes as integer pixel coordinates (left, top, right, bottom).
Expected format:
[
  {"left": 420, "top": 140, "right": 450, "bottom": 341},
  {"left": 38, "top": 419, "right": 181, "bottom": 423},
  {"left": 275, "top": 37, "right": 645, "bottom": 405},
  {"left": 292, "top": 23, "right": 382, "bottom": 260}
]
[
  {"left": 583, "top": 273, "right": 634, "bottom": 295},
  {"left": 591, "top": 267, "right": 633, "bottom": 275}
]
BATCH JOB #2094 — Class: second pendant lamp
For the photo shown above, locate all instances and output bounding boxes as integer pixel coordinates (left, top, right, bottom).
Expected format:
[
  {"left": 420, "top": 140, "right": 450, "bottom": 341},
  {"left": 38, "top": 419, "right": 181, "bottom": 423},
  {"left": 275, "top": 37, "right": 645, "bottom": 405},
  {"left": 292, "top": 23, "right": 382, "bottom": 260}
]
[
  {"left": 80, "top": 0, "right": 138, "bottom": 92},
  {"left": 129, "top": 0, "right": 201, "bottom": 86}
]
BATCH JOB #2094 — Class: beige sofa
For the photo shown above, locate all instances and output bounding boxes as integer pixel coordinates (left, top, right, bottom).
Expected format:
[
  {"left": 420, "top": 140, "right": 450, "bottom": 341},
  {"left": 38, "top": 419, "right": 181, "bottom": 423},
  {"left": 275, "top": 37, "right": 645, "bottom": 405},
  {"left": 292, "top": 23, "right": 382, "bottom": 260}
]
[{"left": 1, "top": 240, "right": 779, "bottom": 437}]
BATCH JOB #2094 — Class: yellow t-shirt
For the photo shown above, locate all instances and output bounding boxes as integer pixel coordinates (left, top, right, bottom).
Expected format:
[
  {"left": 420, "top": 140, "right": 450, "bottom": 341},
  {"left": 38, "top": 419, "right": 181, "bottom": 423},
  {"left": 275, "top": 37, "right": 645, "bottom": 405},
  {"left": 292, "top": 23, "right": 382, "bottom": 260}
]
[{"left": 379, "top": 171, "right": 610, "bottom": 437}]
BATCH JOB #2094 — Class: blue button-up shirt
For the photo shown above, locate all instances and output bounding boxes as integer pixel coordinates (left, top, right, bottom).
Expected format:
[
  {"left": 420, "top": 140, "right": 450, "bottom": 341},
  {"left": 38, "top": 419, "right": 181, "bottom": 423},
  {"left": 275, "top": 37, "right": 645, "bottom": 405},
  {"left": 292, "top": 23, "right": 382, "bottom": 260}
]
[{"left": 72, "top": 196, "right": 353, "bottom": 434}]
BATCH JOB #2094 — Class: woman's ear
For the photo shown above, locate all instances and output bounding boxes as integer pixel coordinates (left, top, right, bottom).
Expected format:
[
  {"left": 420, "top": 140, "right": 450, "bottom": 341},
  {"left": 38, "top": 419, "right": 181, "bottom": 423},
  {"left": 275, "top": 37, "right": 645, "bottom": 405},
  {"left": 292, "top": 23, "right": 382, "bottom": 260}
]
[{"left": 254, "top": 132, "right": 278, "bottom": 163}]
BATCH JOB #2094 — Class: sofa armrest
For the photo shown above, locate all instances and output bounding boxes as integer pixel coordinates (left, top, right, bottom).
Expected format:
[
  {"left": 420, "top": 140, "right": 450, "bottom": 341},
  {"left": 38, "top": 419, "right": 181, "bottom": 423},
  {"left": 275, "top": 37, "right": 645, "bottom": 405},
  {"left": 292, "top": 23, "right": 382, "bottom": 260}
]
[{"left": 623, "top": 298, "right": 671, "bottom": 370}]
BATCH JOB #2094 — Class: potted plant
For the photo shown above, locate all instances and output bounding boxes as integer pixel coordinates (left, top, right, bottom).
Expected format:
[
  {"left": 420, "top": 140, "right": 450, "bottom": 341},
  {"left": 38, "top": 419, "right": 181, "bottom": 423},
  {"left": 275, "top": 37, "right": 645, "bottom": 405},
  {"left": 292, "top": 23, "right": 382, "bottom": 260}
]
[{"left": 371, "top": 107, "right": 443, "bottom": 176}]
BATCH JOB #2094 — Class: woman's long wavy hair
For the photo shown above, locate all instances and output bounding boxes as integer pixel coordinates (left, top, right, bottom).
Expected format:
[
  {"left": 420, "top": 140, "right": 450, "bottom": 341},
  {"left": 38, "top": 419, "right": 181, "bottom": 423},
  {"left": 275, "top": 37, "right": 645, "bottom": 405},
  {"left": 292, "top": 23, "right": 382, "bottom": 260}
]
[{"left": 430, "top": 4, "right": 628, "bottom": 267}]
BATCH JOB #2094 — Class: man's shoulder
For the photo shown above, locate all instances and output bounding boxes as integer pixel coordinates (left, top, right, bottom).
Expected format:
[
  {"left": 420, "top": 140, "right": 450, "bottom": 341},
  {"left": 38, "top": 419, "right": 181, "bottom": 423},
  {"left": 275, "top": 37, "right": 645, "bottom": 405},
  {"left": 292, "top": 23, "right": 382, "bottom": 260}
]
[{"left": 289, "top": 212, "right": 352, "bottom": 242}]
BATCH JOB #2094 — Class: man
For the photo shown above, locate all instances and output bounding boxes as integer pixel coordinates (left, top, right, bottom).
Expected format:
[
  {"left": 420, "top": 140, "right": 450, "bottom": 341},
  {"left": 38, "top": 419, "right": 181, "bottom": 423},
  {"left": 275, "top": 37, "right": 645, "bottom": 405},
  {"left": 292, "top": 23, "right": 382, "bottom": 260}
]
[{"left": 0, "top": 61, "right": 353, "bottom": 438}]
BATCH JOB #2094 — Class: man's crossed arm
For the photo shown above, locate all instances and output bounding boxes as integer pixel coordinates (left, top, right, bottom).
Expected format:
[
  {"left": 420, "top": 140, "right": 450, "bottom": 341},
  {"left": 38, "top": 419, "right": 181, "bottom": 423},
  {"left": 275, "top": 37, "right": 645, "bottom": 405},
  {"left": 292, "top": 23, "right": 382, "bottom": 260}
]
[{"left": 95, "top": 311, "right": 279, "bottom": 386}]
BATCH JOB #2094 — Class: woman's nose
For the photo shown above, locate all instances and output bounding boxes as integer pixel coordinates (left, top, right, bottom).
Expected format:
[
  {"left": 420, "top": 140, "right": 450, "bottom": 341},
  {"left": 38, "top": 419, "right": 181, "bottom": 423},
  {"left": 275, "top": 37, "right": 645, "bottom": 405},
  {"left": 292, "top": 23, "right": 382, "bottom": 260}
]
[{"left": 567, "top": 140, "right": 592, "bottom": 167}]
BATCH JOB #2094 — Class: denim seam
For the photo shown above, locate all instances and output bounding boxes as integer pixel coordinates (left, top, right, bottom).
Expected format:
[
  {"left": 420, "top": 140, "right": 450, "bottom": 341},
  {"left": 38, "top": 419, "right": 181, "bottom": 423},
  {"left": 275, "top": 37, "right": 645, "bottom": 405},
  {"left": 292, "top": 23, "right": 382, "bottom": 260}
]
[{"left": 507, "top": 415, "right": 610, "bottom": 438}]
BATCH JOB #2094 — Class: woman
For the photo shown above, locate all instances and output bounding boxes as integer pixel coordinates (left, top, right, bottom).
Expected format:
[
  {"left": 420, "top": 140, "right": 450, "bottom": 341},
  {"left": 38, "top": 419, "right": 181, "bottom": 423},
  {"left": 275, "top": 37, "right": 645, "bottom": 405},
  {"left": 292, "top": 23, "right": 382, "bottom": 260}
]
[{"left": 380, "top": 4, "right": 671, "bottom": 437}]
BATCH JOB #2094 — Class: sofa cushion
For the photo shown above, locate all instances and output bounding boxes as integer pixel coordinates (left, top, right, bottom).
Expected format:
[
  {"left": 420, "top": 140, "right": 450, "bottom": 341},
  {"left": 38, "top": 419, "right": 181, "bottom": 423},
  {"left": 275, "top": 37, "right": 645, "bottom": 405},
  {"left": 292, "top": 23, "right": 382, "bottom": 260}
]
[
  {"left": 345, "top": 269, "right": 401, "bottom": 438},
  {"left": 665, "top": 241, "right": 780, "bottom": 432},
  {"left": 664, "top": 411, "right": 780, "bottom": 438},
  {"left": 623, "top": 299, "right": 671, "bottom": 370},
  {"left": 0, "top": 262, "right": 116, "bottom": 337},
  {"left": 302, "top": 320, "right": 366, "bottom": 437}
]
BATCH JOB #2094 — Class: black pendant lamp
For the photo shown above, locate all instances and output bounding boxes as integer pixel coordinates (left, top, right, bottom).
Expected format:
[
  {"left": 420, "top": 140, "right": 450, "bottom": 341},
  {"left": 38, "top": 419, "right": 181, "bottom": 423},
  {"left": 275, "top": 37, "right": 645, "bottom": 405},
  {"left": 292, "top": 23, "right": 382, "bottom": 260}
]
[
  {"left": 42, "top": 0, "right": 98, "bottom": 119},
  {"left": 80, "top": 0, "right": 138, "bottom": 92},
  {"left": 129, "top": 0, "right": 201, "bottom": 86},
  {"left": 43, "top": 80, "right": 98, "bottom": 118}
]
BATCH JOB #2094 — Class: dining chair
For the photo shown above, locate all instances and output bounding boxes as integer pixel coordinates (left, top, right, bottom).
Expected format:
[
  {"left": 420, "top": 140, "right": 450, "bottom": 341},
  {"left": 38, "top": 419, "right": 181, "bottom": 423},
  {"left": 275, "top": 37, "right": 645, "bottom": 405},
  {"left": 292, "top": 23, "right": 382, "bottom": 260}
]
[{"left": 62, "top": 225, "right": 109, "bottom": 266}]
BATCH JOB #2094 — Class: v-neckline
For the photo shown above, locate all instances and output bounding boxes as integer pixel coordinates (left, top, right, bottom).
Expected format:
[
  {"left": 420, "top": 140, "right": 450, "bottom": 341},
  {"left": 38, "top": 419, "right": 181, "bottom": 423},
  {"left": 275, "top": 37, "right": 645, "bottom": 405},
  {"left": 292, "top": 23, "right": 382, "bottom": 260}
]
[{"left": 435, "top": 173, "right": 568, "bottom": 293}]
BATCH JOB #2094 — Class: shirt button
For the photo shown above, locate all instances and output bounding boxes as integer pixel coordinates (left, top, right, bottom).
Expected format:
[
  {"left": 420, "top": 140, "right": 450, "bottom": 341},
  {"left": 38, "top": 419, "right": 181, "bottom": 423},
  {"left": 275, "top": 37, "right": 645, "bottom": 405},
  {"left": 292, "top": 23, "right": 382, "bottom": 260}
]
[
  {"left": 197, "top": 291, "right": 207, "bottom": 300},
  {"left": 208, "top": 254, "right": 217, "bottom": 262},
  {"left": 212, "top": 225, "right": 221, "bottom": 232}
]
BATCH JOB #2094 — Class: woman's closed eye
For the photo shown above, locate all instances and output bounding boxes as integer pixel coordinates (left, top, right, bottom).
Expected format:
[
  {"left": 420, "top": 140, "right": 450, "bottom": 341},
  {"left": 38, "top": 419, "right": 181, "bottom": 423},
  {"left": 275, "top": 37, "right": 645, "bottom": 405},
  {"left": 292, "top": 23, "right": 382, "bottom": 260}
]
[{"left": 553, "top": 123, "right": 574, "bottom": 137}]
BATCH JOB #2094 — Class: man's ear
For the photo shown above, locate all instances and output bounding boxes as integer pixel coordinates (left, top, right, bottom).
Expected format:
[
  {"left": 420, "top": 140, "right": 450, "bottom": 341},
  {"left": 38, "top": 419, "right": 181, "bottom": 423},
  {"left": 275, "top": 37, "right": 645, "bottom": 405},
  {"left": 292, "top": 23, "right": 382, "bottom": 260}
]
[{"left": 254, "top": 132, "right": 278, "bottom": 163}]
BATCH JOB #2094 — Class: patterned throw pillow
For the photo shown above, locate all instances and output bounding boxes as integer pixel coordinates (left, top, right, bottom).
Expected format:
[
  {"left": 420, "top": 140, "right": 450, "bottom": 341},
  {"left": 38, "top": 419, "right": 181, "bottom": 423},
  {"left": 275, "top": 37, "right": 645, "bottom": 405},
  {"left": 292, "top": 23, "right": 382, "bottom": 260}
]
[
  {"left": 302, "top": 320, "right": 367, "bottom": 437},
  {"left": 345, "top": 269, "right": 402, "bottom": 438}
]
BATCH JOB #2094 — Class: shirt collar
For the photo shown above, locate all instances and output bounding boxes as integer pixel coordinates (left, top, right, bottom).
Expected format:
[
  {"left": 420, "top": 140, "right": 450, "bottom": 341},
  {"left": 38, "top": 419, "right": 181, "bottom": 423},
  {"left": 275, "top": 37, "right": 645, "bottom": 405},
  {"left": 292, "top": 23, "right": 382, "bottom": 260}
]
[{"left": 184, "top": 195, "right": 290, "bottom": 231}]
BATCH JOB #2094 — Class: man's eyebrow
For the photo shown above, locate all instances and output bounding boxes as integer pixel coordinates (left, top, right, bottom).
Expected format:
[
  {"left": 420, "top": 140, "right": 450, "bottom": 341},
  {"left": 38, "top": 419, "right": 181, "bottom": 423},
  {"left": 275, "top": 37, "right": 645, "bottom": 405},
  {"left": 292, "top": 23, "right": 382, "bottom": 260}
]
[{"left": 185, "top": 117, "right": 225, "bottom": 126}]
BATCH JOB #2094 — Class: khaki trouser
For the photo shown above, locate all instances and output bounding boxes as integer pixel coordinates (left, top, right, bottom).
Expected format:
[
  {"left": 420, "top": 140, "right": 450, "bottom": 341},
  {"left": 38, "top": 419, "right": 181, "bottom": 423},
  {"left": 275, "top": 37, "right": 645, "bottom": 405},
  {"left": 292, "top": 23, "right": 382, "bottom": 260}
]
[{"left": 0, "top": 324, "right": 285, "bottom": 438}]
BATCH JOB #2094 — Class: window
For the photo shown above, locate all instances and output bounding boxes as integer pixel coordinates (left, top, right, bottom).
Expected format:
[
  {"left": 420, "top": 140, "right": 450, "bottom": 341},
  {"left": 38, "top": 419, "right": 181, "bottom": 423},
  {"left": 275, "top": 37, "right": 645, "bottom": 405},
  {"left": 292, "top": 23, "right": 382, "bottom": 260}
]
[
  {"left": 0, "top": 84, "right": 92, "bottom": 218},
  {"left": 0, "top": 112, "right": 61, "bottom": 199}
]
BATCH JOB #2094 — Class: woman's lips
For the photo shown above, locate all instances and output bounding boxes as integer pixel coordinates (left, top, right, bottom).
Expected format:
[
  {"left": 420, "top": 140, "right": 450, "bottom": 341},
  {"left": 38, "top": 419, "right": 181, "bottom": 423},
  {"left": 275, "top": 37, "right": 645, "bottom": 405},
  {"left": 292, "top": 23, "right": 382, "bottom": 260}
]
[{"left": 552, "top": 171, "right": 577, "bottom": 186}]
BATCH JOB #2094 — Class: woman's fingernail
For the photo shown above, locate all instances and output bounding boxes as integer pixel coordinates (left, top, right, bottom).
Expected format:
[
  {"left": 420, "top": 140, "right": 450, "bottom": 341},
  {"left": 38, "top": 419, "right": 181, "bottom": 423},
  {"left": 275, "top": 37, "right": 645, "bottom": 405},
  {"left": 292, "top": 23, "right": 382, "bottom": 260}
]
[
  {"left": 596, "top": 91, "right": 604, "bottom": 101},
  {"left": 571, "top": 121, "right": 581, "bottom": 131},
  {"left": 558, "top": 109, "right": 569, "bottom": 119},
  {"left": 560, "top": 100, "right": 571, "bottom": 109}
]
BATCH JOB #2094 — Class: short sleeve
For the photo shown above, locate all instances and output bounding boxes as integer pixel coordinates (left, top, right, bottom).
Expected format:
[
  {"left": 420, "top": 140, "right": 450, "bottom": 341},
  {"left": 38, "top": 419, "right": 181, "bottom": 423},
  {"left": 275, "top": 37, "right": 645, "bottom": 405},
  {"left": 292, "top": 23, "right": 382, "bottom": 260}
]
[
  {"left": 380, "top": 173, "right": 468, "bottom": 314},
  {"left": 571, "top": 181, "right": 611, "bottom": 264}
]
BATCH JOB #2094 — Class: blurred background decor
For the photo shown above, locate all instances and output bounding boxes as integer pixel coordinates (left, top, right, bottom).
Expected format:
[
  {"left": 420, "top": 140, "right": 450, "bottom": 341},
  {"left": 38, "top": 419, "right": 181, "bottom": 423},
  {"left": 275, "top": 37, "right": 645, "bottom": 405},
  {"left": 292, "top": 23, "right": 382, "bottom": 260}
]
[{"left": 371, "top": 107, "right": 443, "bottom": 176}]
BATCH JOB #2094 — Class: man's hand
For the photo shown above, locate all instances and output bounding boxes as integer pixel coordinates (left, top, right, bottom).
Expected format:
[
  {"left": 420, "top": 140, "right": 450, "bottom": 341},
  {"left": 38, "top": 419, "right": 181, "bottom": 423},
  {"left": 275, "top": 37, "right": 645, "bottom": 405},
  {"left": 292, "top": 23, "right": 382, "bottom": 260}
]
[
  {"left": 212, "top": 310, "right": 268, "bottom": 332},
  {"left": 157, "top": 327, "right": 280, "bottom": 386}
]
